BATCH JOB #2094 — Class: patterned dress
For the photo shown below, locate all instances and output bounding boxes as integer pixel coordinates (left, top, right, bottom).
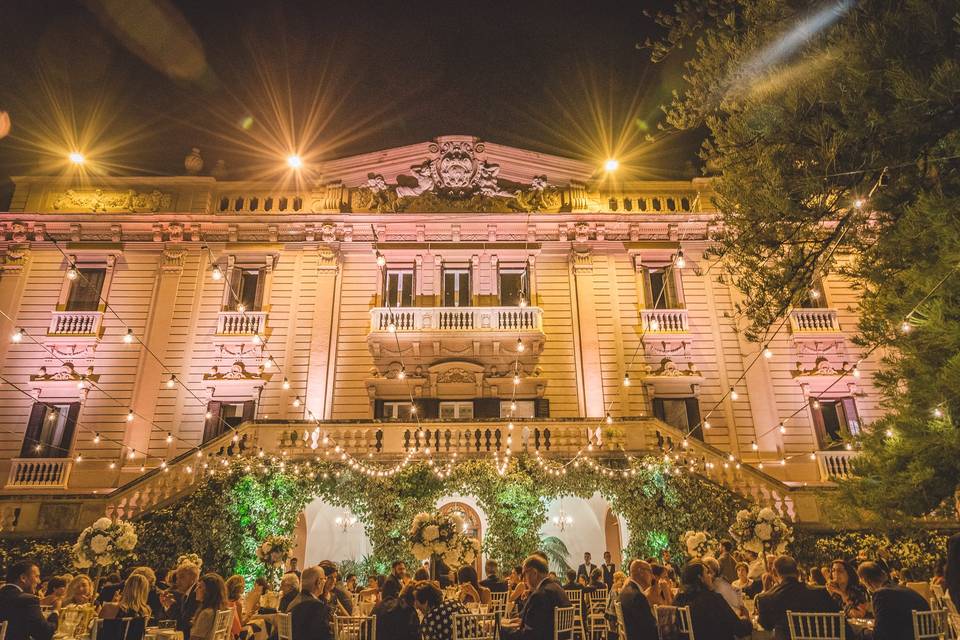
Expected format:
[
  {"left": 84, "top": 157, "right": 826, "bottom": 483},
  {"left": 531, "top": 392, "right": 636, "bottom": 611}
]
[{"left": 421, "top": 599, "right": 474, "bottom": 640}]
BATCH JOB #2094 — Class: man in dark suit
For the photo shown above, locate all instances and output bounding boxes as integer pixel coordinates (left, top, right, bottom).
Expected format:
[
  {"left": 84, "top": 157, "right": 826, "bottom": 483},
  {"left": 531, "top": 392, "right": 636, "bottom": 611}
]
[
  {"left": 159, "top": 563, "right": 199, "bottom": 633},
  {"left": 381, "top": 560, "right": 407, "bottom": 599},
  {"left": 717, "top": 540, "right": 738, "bottom": 583},
  {"left": 502, "top": 554, "right": 572, "bottom": 640},
  {"left": 0, "top": 560, "right": 59, "bottom": 640},
  {"left": 601, "top": 551, "right": 616, "bottom": 589},
  {"left": 480, "top": 560, "right": 509, "bottom": 593},
  {"left": 576, "top": 552, "right": 596, "bottom": 581},
  {"left": 858, "top": 561, "right": 930, "bottom": 640},
  {"left": 619, "top": 560, "right": 658, "bottom": 640},
  {"left": 756, "top": 555, "right": 841, "bottom": 640},
  {"left": 289, "top": 566, "right": 334, "bottom": 640}
]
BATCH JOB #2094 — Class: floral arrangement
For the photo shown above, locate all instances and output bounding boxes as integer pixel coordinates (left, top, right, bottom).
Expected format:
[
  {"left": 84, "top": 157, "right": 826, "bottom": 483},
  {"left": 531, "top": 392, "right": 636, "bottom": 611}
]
[
  {"left": 176, "top": 553, "right": 202, "bottom": 569},
  {"left": 729, "top": 506, "right": 793, "bottom": 555},
  {"left": 72, "top": 517, "right": 137, "bottom": 570},
  {"left": 408, "top": 511, "right": 480, "bottom": 565},
  {"left": 681, "top": 530, "right": 718, "bottom": 559},
  {"left": 256, "top": 535, "right": 294, "bottom": 569}
]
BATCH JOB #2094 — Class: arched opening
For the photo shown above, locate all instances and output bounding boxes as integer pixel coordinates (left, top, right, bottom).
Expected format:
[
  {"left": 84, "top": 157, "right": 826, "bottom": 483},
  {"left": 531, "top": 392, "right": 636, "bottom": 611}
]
[
  {"left": 604, "top": 508, "right": 623, "bottom": 567},
  {"left": 301, "top": 497, "right": 372, "bottom": 565},
  {"left": 438, "top": 499, "right": 482, "bottom": 574}
]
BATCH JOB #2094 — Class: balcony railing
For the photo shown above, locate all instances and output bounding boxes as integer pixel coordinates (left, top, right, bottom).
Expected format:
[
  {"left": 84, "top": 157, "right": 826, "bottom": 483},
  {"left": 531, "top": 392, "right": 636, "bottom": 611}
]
[
  {"left": 217, "top": 311, "right": 268, "bottom": 336},
  {"left": 6, "top": 458, "right": 73, "bottom": 488},
  {"left": 815, "top": 450, "right": 859, "bottom": 481},
  {"left": 370, "top": 306, "right": 543, "bottom": 333},
  {"left": 48, "top": 311, "right": 104, "bottom": 336},
  {"left": 790, "top": 308, "right": 841, "bottom": 334},
  {"left": 641, "top": 309, "right": 689, "bottom": 333}
]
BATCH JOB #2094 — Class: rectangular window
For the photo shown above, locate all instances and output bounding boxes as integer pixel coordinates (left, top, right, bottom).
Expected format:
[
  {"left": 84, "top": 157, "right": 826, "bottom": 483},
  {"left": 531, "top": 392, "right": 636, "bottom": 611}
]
[
  {"left": 203, "top": 400, "right": 255, "bottom": 442},
  {"left": 644, "top": 268, "right": 679, "bottom": 309},
  {"left": 799, "top": 278, "right": 827, "bottom": 309},
  {"left": 500, "top": 400, "right": 536, "bottom": 418},
  {"left": 499, "top": 268, "right": 528, "bottom": 306},
  {"left": 442, "top": 269, "right": 471, "bottom": 307},
  {"left": 21, "top": 402, "right": 79, "bottom": 458},
  {"left": 385, "top": 270, "right": 414, "bottom": 307},
  {"left": 65, "top": 268, "right": 106, "bottom": 311},
  {"left": 439, "top": 401, "right": 474, "bottom": 420},
  {"left": 229, "top": 268, "right": 264, "bottom": 311},
  {"left": 383, "top": 402, "right": 414, "bottom": 420},
  {"left": 810, "top": 397, "right": 860, "bottom": 447},
  {"left": 652, "top": 397, "right": 703, "bottom": 439}
]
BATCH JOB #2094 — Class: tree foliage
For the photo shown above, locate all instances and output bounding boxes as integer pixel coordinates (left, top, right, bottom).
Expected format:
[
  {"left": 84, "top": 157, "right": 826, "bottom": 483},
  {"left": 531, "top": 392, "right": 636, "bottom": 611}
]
[{"left": 649, "top": 0, "right": 960, "bottom": 521}]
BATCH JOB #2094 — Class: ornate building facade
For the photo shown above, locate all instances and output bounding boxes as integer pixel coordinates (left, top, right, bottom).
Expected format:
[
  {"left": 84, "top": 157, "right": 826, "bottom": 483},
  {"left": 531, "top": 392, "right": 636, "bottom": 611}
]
[{"left": 0, "top": 135, "right": 870, "bottom": 539}]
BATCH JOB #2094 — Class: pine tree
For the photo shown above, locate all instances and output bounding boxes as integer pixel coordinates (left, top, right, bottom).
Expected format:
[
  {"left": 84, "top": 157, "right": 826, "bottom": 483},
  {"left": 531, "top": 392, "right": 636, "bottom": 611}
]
[{"left": 647, "top": 0, "right": 960, "bottom": 522}]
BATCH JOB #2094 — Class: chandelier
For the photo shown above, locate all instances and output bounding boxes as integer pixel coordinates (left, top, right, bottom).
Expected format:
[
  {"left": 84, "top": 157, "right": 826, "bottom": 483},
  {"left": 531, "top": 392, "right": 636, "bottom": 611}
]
[
  {"left": 551, "top": 501, "right": 573, "bottom": 532},
  {"left": 334, "top": 514, "right": 357, "bottom": 532}
]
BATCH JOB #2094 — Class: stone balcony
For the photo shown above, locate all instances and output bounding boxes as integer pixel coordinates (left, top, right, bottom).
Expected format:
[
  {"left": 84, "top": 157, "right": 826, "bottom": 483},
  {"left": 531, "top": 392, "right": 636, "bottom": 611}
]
[
  {"left": 47, "top": 310, "right": 104, "bottom": 339},
  {"left": 6, "top": 457, "right": 73, "bottom": 489},
  {"left": 367, "top": 306, "right": 545, "bottom": 368},
  {"left": 216, "top": 311, "right": 268, "bottom": 337},
  {"left": 789, "top": 308, "right": 841, "bottom": 334},
  {"left": 815, "top": 449, "right": 859, "bottom": 481},
  {"left": 640, "top": 308, "right": 689, "bottom": 333}
]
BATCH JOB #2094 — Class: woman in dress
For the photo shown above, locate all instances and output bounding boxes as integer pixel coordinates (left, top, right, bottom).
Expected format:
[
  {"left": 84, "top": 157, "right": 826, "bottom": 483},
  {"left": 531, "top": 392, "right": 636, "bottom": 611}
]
[
  {"left": 224, "top": 575, "right": 245, "bottom": 638},
  {"left": 674, "top": 561, "right": 753, "bottom": 640},
  {"left": 731, "top": 563, "right": 752, "bottom": 591},
  {"left": 101, "top": 574, "right": 153, "bottom": 621},
  {"left": 63, "top": 575, "right": 96, "bottom": 607},
  {"left": 827, "top": 559, "right": 869, "bottom": 618},
  {"left": 242, "top": 577, "right": 270, "bottom": 621},
  {"left": 604, "top": 571, "right": 627, "bottom": 640},
  {"left": 456, "top": 565, "right": 491, "bottom": 605},
  {"left": 645, "top": 564, "right": 674, "bottom": 606},
  {"left": 414, "top": 581, "right": 472, "bottom": 640},
  {"left": 189, "top": 574, "right": 228, "bottom": 640},
  {"left": 372, "top": 575, "right": 419, "bottom": 640}
]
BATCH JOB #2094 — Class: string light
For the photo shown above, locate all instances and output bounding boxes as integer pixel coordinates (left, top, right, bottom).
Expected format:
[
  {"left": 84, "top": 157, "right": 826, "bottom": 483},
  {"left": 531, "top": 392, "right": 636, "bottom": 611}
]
[
  {"left": 397, "top": 368, "right": 406, "bottom": 380},
  {"left": 211, "top": 265, "right": 223, "bottom": 281},
  {"left": 809, "top": 288, "right": 821, "bottom": 301},
  {"left": 703, "top": 420, "right": 711, "bottom": 430},
  {"left": 264, "top": 356, "right": 275, "bottom": 370},
  {"left": 512, "top": 374, "right": 521, "bottom": 386},
  {"left": 66, "top": 265, "right": 79, "bottom": 280},
  {"left": 166, "top": 375, "right": 176, "bottom": 388},
  {"left": 166, "top": 432, "right": 173, "bottom": 443},
  {"left": 205, "top": 410, "right": 212, "bottom": 419},
  {"left": 674, "top": 249, "right": 686, "bottom": 269},
  {"left": 127, "top": 409, "right": 134, "bottom": 422},
  {"left": 93, "top": 433, "right": 101, "bottom": 444},
  {"left": 124, "top": 329, "right": 134, "bottom": 344},
  {"left": 75, "top": 454, "right": 83, "bottom": 463},
  {"left": 10, "top": 328, "right": 24, "bottom": 343},
  {"left": 730, "top": 387, "right": 739, "bottom": 401},
  {"left": 763, "top": 345, "right": 773, "bottom": 359},
  {"left": 851, "top": 364, "right": 861, "bottom": 378},
  {"left": 900, "top": 320, "right": 912, "bottom": 333},
  {"left": 237, "top": 303, "right": 246, "bottom": 313},
  {"left": 251, "top": 333, "right": 262, "bottom": 346},
  {"left": 375, "top": 252, "right": 386, "bottom": 268},
  {"left": 516, "top": 338, "right": 525, "bottom": 353},
  {"left": 606, "top": 413, "right": 613, "bottom": 425},
  {"left": 282, "top": 378, "right": 290, "bottom": 390},
  {"left": 649, "top": 317, "right": 660, "bottom": 331},
  {"left": 779, "top": 423, "right": 786, "bottom": 434},
  {"left": 387, "top": 321, "right": 397, "bottom": 333},
  {"left": 751, "top": 441, "right": 759, "bottom": 451},
  {"left": 933, "top": 407, "right": 944, "bottom": 418},
  {"left": 623, "top": 373, "right": 631, "bottom": 387}
]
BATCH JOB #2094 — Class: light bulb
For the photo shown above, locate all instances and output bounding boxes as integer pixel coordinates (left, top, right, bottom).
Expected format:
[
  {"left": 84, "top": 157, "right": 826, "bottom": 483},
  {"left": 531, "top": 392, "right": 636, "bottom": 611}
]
[
  {"left": 34, "top": 443, "right": 42, "bottom": 452},
  {"left": 779, "top": 423, "right": 786, "bottom": 434},
  {"left": 933, "top": 407, "right": 944, "bottom": 418},
  {"left": 293, "top": 396, "right": 301, "bottom": 408},
  {"left": 809, "top": 451, "right": 817, "bottom": 460},
  {"left": 69, "top": 151, "right": 85, "bottom": 165},
  {"left": 606, "top": 413, "right": 613, "bottom": 425},
  {"left": 66, "top": 265, "right": 79, "bottom": 280},
  {"left": 780, "top": 458, "right": 786, "bottom": 466},
  {"left": 376, "top": 253, "right": 386, "bottom": 268},
  {"left": 166, "top": 432, "right": 173, "bottom": 443},
  {"left": 109, "top": 462, "right": 116, "bottom": 469},
  {"left": 127, "top": 410, "right": 134, "bottom": 422},
  {"left": 127, "top": 450, "right": 135, "bottom": 460},
  {"left": 852, "top": 365, "right": 861, "bottom": 378},
  {"left": 237, "top": 303, "right": 246, "bottom": 313},
  {"left": 623, "top": 373, "right": 631, "bottom": 387},
  {"left": 166, "top": 375, "right": 176, "bottom": 388},
  {"left": 251, "top": 333, "right": 262, "bottom": 345},
  {"left": 513, "top": 374, "right": 521, "bottom": 386},
  {"left": 730, "top": 388, "right": 739, "bottom": 401},
  {"left": 93, "top": 433, "right": 101, "bottom": 444},
  {"left": 810, "top": 288, "right": 821, "bottom": 300},
  {"left": 75, "top": 454, "right": 83, "bottom": 463},
  {"left": 286, "top": 154, "right": 303, "bottom": 169},
  {"left": 410, "top": 405, "right": 418, "bottom": 414},
  {"left": 751, "top": 441, "right": 759, "bottom": 451},
  {"left": 519, "top": 296, "right": 528, "bottom": 307},
  {"left": 387, "top": 321, "right": 397, "bottom": 333},
  {"left": 812, "top": 399, "right": 821, "bottom": 409},
  {"left": 510, "top": 401, "right": 517, "bottom": 412},
  {"left": 11, "top": 328, "right": 24, "bottom": 343},
  {"left": 885, "top": 428, "right": 894, "bottom": 437},
  {"left": 649, "top": 318, "right": 660, "bottom": 331},
  {"left": 604, "top": 158, "right": 619, "bottom": 172},
  {"left": 674, "top": 250, "right": 686, "bottom": 269},
  {"left": 900, "top": 320, "right": 912, "bottom": 333},
  {"left": 703, "top": 420, "right": 711, "bottom": 430},
  {"left": 516, "top": 338, "right": 525, "bottom": 353},
  {"left": 264, "top": 356, "right": 274, "bottom": 369},
  {"left": 853, "top": 198, "right": 865, "bottom": 209},
  {"left": 123, "top": 329, "right": 134, "bottom": 344},
  {"left": 282, "top": 378, "right": 290, "bottom": 390},
  {"left": 211, "top": 266, "right": 223, "bottom": 281},
  {"left": 763, "top": 346, "right": 773, "bottom": 359},
  {"left": 205, "top": 410, "right": 212, "bottom": 419},
  {"left": 398, "top": 368, "right": 406, "bottom": 380}
]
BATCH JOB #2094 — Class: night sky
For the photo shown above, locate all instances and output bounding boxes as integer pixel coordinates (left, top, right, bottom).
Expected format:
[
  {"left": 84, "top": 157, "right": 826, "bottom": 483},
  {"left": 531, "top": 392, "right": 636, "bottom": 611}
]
[{"left": 0, "top": 0, "right": 702, "bottom": 186}]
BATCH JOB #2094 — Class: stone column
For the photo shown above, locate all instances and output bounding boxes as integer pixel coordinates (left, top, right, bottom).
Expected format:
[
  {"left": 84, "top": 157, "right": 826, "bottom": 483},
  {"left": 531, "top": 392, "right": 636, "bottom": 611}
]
[
  {"left": 571, "top": 248, "right": 605, "bottom": 418},
  {"left": 0, "top": 246, "right": 31, "bottom": 379},
  {"left": 306, "top": 246, "right": 341, "bottom": 419}
]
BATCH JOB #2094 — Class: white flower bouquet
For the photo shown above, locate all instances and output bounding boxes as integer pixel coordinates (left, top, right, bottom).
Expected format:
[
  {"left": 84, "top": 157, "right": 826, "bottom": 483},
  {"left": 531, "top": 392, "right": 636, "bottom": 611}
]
[
  {"left": 681, "top": 530, "right": 718, "bottom": 559},
  {"left": 256, "top": 535, "right": 294, "bottom": 569},
  {"left": 728, "top": 506, "right": 793, "bottom": 555},
  {"left": 72, "top": 517, "right": 138, "bottom": 570},
  {"left": 408, "top": 511, "right": 478, "bottom": 565}
]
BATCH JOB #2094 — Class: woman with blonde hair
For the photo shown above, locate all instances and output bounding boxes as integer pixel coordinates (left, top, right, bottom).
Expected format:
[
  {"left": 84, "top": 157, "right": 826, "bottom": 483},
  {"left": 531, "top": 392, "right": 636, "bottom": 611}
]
[
  {"left": 63, "top": 575, "right": 96, "bottom": 606},
  {"left": 101, "top": 574, "right": 152, "bottom": 620}
]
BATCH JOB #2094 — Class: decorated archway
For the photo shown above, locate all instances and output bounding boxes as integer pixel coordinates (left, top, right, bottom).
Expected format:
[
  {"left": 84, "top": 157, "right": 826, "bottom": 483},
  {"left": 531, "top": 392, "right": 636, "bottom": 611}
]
[{"left": 438, "top": 499, "right": 483, "bottom": 573}]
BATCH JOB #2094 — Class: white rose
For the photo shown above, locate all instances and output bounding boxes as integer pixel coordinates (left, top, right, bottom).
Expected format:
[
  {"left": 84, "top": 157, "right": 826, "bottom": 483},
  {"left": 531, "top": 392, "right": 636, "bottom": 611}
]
[
  {"left": 90, "top": 534, "right": 109, "bottom": 554},
  {"left": 736, "top": 510, "right": 752, "bottom": 523},
  {"left": 755, "top": 523, "right": 773, "bottom": 541},
  {"left": 744, "top": 540, "right": 764, "bottom": 554},
  {"left": 93, "top": 517, "right": 113, "bottom": 530},
  {"left": 423, "top": 525, "right": 440, "bottom": 542},
  {"left": 96, "top": 554, "right": 114, "bottom": 566},
  {"left": 758, "top": 507, "right": 777, "bottom": 521}
]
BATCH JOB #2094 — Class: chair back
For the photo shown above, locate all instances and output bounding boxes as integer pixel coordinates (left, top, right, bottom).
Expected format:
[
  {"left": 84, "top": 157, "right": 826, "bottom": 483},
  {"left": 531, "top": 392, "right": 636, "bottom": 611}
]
[
  {"left": 452, "top": 612, "right": 497, "bottom": 640},
  {"left": 333, "top": 615, "right": 376, "bottom": 640},
  {"left": 786, "top": 611, "right": 845, "bottom": 640},
  {"left": 949, "top": 611, "right": 960, "bottom": 639},
  {"left": 653, "top": 605, "right": 694, "bottom": 640},
  {"left": 212, "top": 609, "right": 234, "bottom": 640},
  {"left": 613, "top": 601, "right": 626, "bottom": 640},
  {"left": 58, "top": 606, "right": 96, "bottom": 639},
  {"left": 0, "top": 620, "right": 7, "bottom": 640},
  {"left": 588, "top": 588, "right": 608, "bottom": 607},
  {"left": 276, "top": 612, "right": 293, "bottom": 640},
  {"left": 95, "top": 617, "right": 147, "bottom": 640},
  {"left": 908, "top": 582, "right": 933, "bottom": 603},
  {"left": 564, "top": 589, "right": 581, "bottom": 606},
  {"left": 553, "top": 606, "right": 575, "bottom": 640},
  {"left": 912, "top": 609, "right": 947, "bottom": 640}
]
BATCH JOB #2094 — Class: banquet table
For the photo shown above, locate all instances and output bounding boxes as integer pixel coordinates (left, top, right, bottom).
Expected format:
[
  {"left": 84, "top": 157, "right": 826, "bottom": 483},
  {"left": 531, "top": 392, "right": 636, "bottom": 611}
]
[{"left": 144, "top": 628, "right": 184, "bottom": 640}]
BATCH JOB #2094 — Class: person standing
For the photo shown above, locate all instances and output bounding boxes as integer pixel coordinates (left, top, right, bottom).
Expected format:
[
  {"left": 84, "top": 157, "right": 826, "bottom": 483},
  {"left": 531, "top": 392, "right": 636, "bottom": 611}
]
[
  {"left": 284, "top": 558, "right": 301, "bottom": 579},
  {"left": 0, "top": 560, "right": 59, "bottom": 640},
  {"left": 717, "top": 541, "right": 738, "bottom": 584},
  {"left": 577, "top": 553, "right": 597, "bottom": 581},
  {"left": 601, "top": 551, "right": 616, "bottom": 589},
  {"left": 618, "top": 560, "right": 657, "bottom": 640},
  {"left": 858, "top": 561, "right": 930, "bottom": 640}
]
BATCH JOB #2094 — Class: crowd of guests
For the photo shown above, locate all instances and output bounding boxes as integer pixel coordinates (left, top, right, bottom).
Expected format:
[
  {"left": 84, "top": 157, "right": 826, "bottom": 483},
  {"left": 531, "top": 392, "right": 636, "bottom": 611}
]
[{"left": 0, "top": 531, "right": 957, "bottom": 640}]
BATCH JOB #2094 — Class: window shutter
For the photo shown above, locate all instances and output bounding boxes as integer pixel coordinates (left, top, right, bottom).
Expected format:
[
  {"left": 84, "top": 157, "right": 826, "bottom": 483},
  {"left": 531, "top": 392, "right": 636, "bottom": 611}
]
[
  {"left": 21, "top": 403, "right": 47, "bottom": 457},
  {"left": 373, "top": 400, "right": 385, "bottom": 420},
  {"left": 641, "top": 268, "right": 654, "bottom": 308},
  {"left": 203, "top": 401, "right": 223, "bottom": 443},
  {"left": 534, "top": 398, "right": 550, "bottom": 418},
  {"left": 473, "top": 398, "right": 500, "bottom": 419},
  {"left": 242, "top": 400, "right": 257, "bottom": 423},
  {"left": 809, "top": 398, "right": 828, "bottom": 448},
  {"left": 652, "top": 398, "right": 666, "bottom": 422},
  {"left": 254, "top": 270, "right": 266, "bottom": 310},
  {"left": 418, "top": 399, "right": 440, "bottom": 419},
  {"left": 61, "top": 403, "right": 80, "bottom": 457},
  {"left": 840, "top": 398, "right": 860, "bottom": 436},
  {"left": 666, "top": 269, "right": 680, "bottom": 308},
  {"left": 684, "top": 398, "right": 703, "bottom": 439}
]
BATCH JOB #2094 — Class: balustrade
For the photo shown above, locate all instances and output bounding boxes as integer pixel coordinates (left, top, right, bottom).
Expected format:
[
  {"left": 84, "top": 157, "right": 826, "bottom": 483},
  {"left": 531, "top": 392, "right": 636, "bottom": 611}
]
[
  {"left": 370, "top": 306, "right": 543, "bottom": 333},
  {"left": 48, "top": 311, "right": 104, "bottom": 336},
  {"left": 6, "top": 458, "right": 73, "bottom": 488},
  {"left": 815, "top": 450, "right": 859, "bottom": 480},
  {"left": 217, "top": 311, "right": 268, "bottom": 335},
  {"left": 789, "top": 308, "right": 841, "bottom": 333},
  {"left": 641, "top": 309, "right": 689, "bottom": 333}
]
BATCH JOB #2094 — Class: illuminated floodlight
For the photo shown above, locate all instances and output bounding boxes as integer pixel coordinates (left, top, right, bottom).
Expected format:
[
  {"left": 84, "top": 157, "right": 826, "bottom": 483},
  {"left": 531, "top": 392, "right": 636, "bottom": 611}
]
[
  {"left": 286, "top": 154, "right": 303, "bottom": 170},
  {"left": 604, "top": 158, "right": 619, "bottom": 172},
  {"left": 68, "top": 152, "right": 85, "bottom": 165}
]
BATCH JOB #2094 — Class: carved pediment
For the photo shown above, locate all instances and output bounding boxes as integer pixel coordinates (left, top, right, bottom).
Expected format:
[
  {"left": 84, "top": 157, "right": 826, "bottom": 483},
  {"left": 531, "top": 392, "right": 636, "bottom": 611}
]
[
  {"left": 204, "top": 361, "right": 264, "bottom": 381},
  {"left": 52, "top": 189, "right": 172, "bottom": 213}
]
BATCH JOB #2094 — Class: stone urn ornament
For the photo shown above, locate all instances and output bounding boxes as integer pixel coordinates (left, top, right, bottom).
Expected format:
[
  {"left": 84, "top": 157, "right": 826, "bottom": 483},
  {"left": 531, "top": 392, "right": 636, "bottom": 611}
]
[
  {"left": 184, "top": 148, "right": 203, "bottom": 175},
  {"left": 211, "top": 159, "right": 228, "bottom": 180}
]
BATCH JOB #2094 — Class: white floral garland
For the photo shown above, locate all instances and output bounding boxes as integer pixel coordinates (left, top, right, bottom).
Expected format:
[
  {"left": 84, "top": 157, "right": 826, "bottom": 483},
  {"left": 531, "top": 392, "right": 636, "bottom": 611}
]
[{"left": 72, "top": 517, "right": 137, "bottom": 570}]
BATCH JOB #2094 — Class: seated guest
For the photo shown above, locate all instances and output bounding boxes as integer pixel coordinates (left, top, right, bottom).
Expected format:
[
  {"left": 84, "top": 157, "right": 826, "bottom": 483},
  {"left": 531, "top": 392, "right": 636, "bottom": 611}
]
[
  {"left": 413, "top": 567, "right": 430, "bottom": 581},
  {"left": 278, "top": 573, "right": 300, "bottom": 613},
  {"left": 501, "top": 555, "right": 571, "bottom": 640},
  {"left": 586, "top": 568, "right": 606, "bottom": 592},
  {"left": 97, "top": 573, "right": 123, "bottom": 606},
  {"left": 674, "top": 561, "right": 752, "bottom": 640},
  {"left": 224, "top": 576, "right": 245, "bottom": 638},
  {"left": 0, "top": 560, "right": 59, "bottom": 640},
  {"left": 645, "top": 565, "right": 673, "bottom": 607},
  {"left": 242, "top": 577, "right": 270, "bottom": 620},
  {"left": 189, "top": 574, "right": 228, "bottom": 640},
  {"left": 808, "top": 567, "right": 827, "bottom": 586},
  {"left": 730, "top": 563, "right": 752, "bottom": 592},
  {"left": 456, "top": 565, "right": 491, "bottom": 605},
  {"left": 100, "top": 574, "right": 152, "bottom": 621},
  {"left": 756, "top": 555, "right": 841, "bottom": 640},
  {"left": 826, "top": 559, "right": 869, "bottom": 619},
  {"left": 702, "top": 557, "right": 747, "bottom": 616},
  {"left": 561, "top": 570, "right": 581, "bottom": 592},
  {"left": 507, "top": 566, "right": 529, "bottom": 614},
  {"left": 127, "top": 568, "right": 163, "bottom": 620},
  {"left": 289, "top": 567, "right": 333, "bottom": 640},
  {"left": 480, "top": 560, "right": 508, "bottom": 593},
  {"left": 382, "top": 561, "right": 408, "bottom": 597},
  {"left": 858, "top": 561, "right": 929, "bottom": 640},
  {"left": 413, "top": 581, "right": 472, "bottom": 640},
  {"left": 39, "top": 577, "right": 67, "bottom": 607},
  {"left": 604, "top": 571, "right": 627, "bottom": 639},
  {"left": 343, "top": 574, "right": 358, "bottom": 594},
  {"left": 318, "top": 561, "right": 352, "bottom": 616},
  {"left": 63, "top": 575, "right": 95, "bottom": 607},
  {"left": 162, "top": 563, "right": 200, "bottom": 634},
  {"left": 372, "top": 578, "right": 419, "bottom": 640},
  {"left": 284, "top": 558, "right": 301, "bottom": 579},
  {"left": 619, "top": 560, "right": 657, "bottom": 640}
]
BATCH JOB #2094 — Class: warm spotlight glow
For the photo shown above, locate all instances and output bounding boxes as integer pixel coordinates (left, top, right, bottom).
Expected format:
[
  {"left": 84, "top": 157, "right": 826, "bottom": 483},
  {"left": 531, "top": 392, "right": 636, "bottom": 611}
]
[
  {"left": 604, "top": 158, "right": 619, "bottom": 172},
  {"left": 68, "top": 151, "right": 85, "bottom": 165},
  {"left": 211, "top": 265, "right": 223, "bottom": 281},
  {"left": 286, "top": 154, "right": 303, "bottom": 169}
]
